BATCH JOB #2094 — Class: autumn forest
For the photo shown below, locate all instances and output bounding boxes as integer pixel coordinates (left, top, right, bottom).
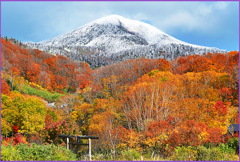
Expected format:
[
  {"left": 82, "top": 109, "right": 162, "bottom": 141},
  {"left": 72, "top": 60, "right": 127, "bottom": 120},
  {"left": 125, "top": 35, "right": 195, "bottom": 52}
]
[{"left": 1, "top": 38, "right": 239, "bottom": 160}]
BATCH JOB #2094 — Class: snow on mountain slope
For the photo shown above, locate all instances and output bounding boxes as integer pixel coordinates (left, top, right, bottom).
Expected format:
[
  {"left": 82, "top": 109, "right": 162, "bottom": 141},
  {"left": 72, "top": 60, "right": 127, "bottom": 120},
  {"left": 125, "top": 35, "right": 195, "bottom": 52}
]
[
  {"left": 39, "top": 15, "right": 223, "bottom": 53},
  {"left": 26, "top": 14, "right": 227, "bottom": 68}
]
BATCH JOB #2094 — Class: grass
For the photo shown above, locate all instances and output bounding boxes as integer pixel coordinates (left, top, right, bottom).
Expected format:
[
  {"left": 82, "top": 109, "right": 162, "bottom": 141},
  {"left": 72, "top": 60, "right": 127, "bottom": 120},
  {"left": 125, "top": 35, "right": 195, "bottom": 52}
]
[
  {"left": 1, "top": 144, "right": 239, "bottom": 161},
  {"left": 22, "top": 85, "right": 64, "bottom": 102},
  {"left": 1, "top": 143, "right": 77, "bottom": 161}
]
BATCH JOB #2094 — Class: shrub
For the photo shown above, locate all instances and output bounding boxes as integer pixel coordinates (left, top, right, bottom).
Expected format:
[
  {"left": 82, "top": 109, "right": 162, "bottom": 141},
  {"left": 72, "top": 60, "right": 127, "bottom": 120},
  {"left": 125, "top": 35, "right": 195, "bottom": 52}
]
[
  {"left": 226, "top": 137, "right": 239, "bottom": 154},
  {"left": 1, "top": 133, "right": 28, "bottom": 146},
  {"left": 1, "top": 145, "right": 21, "bottom": 161},
  {"left": 1, "top": 143, "right": 77, "bottom": 161},
  {"left": 12, "top": 133, "right": 27, "bottom": 145},
  {"left": 195, "top": 145, "right": 209, "bottom": 161},
  {"left": 122, "top": 149, "right": 140, "bottom": 161},
  {"left": 219, "top": 143, "right": 235, "bottom": 155},
  {"left": 172, "top": 146, "right": 197, "bottom": 161},
  {"left": 171, "top": 145, "right": 238, "bottom": 161}
]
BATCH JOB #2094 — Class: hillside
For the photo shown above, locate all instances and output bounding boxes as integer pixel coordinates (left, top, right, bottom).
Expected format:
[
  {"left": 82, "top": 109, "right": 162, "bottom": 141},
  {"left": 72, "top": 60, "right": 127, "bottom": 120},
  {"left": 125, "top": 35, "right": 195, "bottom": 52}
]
[{"left": 1, "top": 38, "right": 239, "bottom": 161}]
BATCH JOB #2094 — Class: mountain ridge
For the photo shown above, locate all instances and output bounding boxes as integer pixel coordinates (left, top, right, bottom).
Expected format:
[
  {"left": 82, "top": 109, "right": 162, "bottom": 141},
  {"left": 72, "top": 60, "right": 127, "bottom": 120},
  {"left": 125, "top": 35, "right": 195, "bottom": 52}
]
[
  {"left": 38, "top": 15, "right": 223, "bottom": 50},
  {"left": 26, "top": 15, "right": 226, "bottom": 68}
]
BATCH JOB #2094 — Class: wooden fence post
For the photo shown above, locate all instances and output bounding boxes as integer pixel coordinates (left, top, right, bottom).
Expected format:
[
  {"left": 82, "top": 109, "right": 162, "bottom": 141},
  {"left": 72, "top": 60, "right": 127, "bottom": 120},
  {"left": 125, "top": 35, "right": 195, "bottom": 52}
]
[
  {"left": 58, "top": 134, "right": 98, "bottom": 158},
  {"left": 67, "top": 137, "right": 69, "bottom": 150},
  {"left": 89, "top": 138, "right": 91, "bottom": 161}
]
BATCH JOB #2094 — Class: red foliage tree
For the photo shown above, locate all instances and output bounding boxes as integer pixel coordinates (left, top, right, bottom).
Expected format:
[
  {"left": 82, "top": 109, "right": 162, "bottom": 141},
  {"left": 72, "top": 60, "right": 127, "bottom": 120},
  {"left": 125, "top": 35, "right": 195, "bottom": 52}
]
[
  {"left": 146, "top": 121, "right": 172, "bottom": 138},
  {"left": 214, "top": 101, "right": 227, "bottom": 116},
  {"left": 157, "top": 58, "right": 172, "bottom": 71},
  {"left": 168, "top": 120, "right": 209, "bottom": 147},
  {"left": 206, "top": 127, "right": 223, "bottom": 145},
  {"left": 43, "top": 115, "right": 80, "bottom": 144},
  {"left": 1, "top": 79, "right": 10, "bottom": 95},
  {"left": 26, "top": 63, "right": 41, "bottom": 83}
]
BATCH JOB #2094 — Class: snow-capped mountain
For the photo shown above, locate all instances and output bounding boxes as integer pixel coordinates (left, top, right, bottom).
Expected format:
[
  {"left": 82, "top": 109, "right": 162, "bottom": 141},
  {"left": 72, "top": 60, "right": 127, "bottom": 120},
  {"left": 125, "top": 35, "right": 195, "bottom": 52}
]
[{"left": 27, "top": 15, "right": 226, "bottom": 68}]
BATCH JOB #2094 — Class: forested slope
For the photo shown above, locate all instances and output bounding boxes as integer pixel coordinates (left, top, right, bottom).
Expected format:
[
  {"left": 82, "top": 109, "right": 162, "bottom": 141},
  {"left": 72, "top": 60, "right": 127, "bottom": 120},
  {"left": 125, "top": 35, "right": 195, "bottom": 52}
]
[{"left": 1, "top": 38, "right": 239, "bottom": 160}]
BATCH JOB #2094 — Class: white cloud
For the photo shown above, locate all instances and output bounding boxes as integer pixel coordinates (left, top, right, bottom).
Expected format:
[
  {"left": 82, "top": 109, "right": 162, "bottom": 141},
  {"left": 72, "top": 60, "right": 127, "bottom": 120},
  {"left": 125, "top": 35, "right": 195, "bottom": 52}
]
[
  {"left": 133, "top": 13, "right": 149, "bottom": 22},
  {"left": 139, "top": 2, "right": 232, "bottom": 35},
  {"left": 214, "top": 2, "right": 230, "bottom": 10},
  {"left": 3, "top": 1, "right": 236, "bottom": 42},
  {"left": 161, "top": 12, "right": 198, "bottom": 31},
  {"left": 40, "top": 2, "right": 232, "bottom": 35}
]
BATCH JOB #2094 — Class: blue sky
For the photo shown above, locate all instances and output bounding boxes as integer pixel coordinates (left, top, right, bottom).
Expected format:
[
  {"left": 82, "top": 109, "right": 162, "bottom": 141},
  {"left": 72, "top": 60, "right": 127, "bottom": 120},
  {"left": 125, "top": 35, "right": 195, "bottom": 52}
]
[{"left": 1, "top": 1, "right": 239, "bottom": 51}]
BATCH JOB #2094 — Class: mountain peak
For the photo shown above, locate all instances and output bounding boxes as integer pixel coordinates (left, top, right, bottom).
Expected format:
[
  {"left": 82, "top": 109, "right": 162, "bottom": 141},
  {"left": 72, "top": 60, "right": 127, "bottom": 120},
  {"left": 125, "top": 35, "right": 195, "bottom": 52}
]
[
  {"left": 35, "top": 15, "right": 226, "bottom": 58},
  {"left": 90, "top": 14, "right": 124, "bottom": 26}
]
